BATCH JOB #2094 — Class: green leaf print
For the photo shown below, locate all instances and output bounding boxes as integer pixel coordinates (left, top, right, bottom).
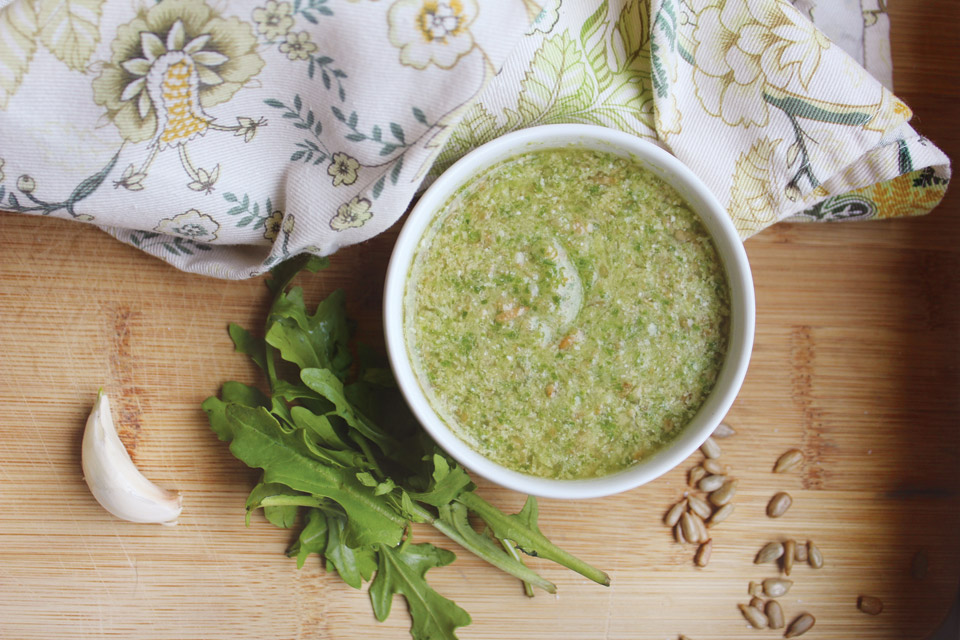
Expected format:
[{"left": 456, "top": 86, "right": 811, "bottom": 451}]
[
  {"left": 516, "top": 32, "right": 596, "bottom": 125},
  {"left": 580, "top": 0, "right": 613, "bottom": 92}
]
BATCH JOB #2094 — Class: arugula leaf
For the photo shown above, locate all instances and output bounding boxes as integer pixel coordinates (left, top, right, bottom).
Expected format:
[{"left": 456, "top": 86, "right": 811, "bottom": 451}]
[
  {"left": 246, "top": 481, "right": 305, "bottom": 528},
  {"left": 203, "top": 399, "right": 406, "bottom": 548},
  {"left": 369, "top": 541, "right": 471, "bottom": 640},
  {"left": 266, "top": 288, "right": 352, "bottom": 379},
  {"left": 408, "top": 454, "right": 474, "bottom": 507},
  {"left": 324, "top": 511, "right": 378, "bottom": 589},
  {"left": 228, "top": 323, "right": 267, "bottom": 372},
  {"left": 266, "top": 254, "right": 329, "bottom": 296},
  {"left": 221, "top": 380, "right": 270, "bottom": 408},
  {"left": 288, "top": 507, "right": 329, "bottom": 569},
  {"left": 301, "top": 368, "right": 398, "bottom": 452},
  {"left": 291, "top": 406, "right": 351, "bottom": 449}
]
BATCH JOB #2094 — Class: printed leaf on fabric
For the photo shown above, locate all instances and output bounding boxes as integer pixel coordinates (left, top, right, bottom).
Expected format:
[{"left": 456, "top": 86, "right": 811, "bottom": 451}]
[
  {"left": 516, "top": 32, "right": 595, "bottom": 125},
  {"left": 0, "top": 1, "right": 39, "bottom": 108},
  {"left": 36, "top": 0, "right": 105, "bottom": 71}
]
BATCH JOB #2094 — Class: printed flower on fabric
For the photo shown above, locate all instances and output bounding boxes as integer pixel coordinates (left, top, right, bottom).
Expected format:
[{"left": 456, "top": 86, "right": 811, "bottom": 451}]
[
  {"left": 691, "top": 0, "right": 830, "bottom": 127},
  {"left": 328, "top": 152, "right": 360, "bottom": 186},
  {"left": 526, "top": 0, "right": 561, "bottom": 35},
  {"left": 330, "top": 196, "right": 373, "bottom": 231},
  {"left": 263, "top": 210, "right": 285, "bottom": 240},
  {"left": 92, "top": 0, "right": 264, "bottom": 145},
  {"left": 387, "top": 0, "right": 479, "bottom": 69},
  {"left": 727, "top": 137, "right": 784, "bottom": 235},
  {"left": 253, "top": 1, "right": 294, "bottom": 41},
  {"left": 155, "top": 209, "right": 220, "bottom": 241},
  {"left": 279, "top": 31, "right": 318, "bottom": 61}
]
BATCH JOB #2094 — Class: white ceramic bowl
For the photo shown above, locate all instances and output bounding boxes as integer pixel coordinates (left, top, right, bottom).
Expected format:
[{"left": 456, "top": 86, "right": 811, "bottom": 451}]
[{"left": 384, "top": 124, "right": 754, "bottom": 499}]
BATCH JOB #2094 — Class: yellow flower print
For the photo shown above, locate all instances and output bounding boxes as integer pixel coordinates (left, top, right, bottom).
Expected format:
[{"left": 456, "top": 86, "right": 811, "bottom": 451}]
[
  {"left": 331, "top": 196, "right": 373, "bottom": 231},
  {"left": 252, "top": 1, "right": 295, "bottom": 41},
  {"left": 279, "top": 31, "right": 318, "bottom": 61},
  {"left": 327, "top": 152, "right": 360, "bottom": 186},
  {"left": 691, "top": 0, "right": 830, "bottom": 127},
  {"left": 263, "top": 210, "right": 285, "bottom": 240},
  {"left": 93, "top": 0, "right": 264, "bottom": 146},
  {"left": 92, "top": 0, "right": 264, "bottom": 193},
  {"left": 387, "top": 0, "right": 479, "bottom": 70},
  {"left": 155, "top": 209, "right": 220, "bottom": 242},
  {"left": 727, "top": 137, "right": 783, "bottom": 236}
]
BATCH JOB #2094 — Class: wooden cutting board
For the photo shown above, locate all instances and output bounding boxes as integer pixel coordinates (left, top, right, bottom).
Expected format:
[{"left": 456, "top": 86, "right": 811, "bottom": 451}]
[{"left": 1, "top": 3, "right": 958, "bottom": 639}]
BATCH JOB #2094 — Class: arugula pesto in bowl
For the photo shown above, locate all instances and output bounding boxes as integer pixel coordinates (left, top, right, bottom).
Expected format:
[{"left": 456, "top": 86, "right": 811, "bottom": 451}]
[
  {"left": 385, "top": 125, "right": 754, "bottom": 498},
  {"left": 408, "top": 149, "right": 730, "bottom": 479}
]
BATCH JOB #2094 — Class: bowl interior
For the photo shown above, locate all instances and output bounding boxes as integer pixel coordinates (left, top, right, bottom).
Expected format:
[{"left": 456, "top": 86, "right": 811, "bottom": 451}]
[{"left": 384, "top": 124, "right": 754, "bottom": 499}]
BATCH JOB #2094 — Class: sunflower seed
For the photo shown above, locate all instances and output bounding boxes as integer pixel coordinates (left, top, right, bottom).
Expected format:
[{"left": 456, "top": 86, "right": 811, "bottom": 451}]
[
  {"left": 911, "top": 549, "right": 928, "bottom": 579},
  {"left": 808, "top": 541, "right": 824, "bottom": 569},
  {"left": 767, "top": 492, "right": 793, "bottom": 517},
  {"left": 749, "top": 581, "right": 762, "bottom": 597},
  {"left": 858, "top": 595, "right": 884, "bottom": 615},
  {"left": 762, "top": 578, "right": 793, "bottom": 598},
  {"left": 750, "top": 596, "right": 765, "bottom": 610},
  {"left": 783, "top": 540, "right": 796, "bottom": 575},
  {"left": 739, "top": 604, "right": 768, "bottom": 629},
  {"left": 680, "top": 512, "right": 698, "bottom": 544},
  {"left": 703, "top": 459, "right": 725, "bottom": 475},
  {"left": 701, "top": 437, "right": 722, "bottom": 459},
  {"left": 774, "top": 449, "right": 804, "bottom": 473},
  {"left": 674, "top": 522, "right": 687, "bottom": 544},
  {"left": 766, "top": 600, "right": 785, "bottom": 629},
  {"left": 695, "top": 539, "right": 712, "bottom": 567},
  {"left": 686, "top": 495, "right": 711, "bottom": 519},
  {"left": 709, "top": 479, "right": 738, "bottom": 506},
  {"left": 698, "top": 474, "right": 726, "bottom": 492},
  {"left": 713, "top": 422, "right": 736, "bottom": 438},
  {"left": 689, "top": 465, "right": 707, "bottom": 488},
  {"left": 665, "top": 500, "right": 687, "bottom": 527},
  {"left": 707, "top": 503, "right": 734, "bottom": 527},
  {"left": 691, "top": 513, "right": 708, "bottom": 543},
  {"left": 755, "top": 542, "right": 784, "bottom": 564},
  {"left": 785, "top": 613, "right": 815, "bottom": 638},
  {"left": 795, "top": 540, "right": 808, "bottom": 562}
]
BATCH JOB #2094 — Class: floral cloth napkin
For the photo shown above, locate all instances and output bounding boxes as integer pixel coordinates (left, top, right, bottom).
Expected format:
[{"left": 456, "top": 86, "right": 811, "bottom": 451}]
[
  {"left": 0, "top": 0, "right": 949, "bottom": 279},
  {"left": 789, "top": 0, "right": 893, "bottom": 91}
]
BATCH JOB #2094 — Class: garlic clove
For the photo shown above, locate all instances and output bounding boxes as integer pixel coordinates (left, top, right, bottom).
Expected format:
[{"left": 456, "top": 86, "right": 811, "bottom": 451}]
[{"left": 81, "top": 391, "right": 182, "bottom": 525}]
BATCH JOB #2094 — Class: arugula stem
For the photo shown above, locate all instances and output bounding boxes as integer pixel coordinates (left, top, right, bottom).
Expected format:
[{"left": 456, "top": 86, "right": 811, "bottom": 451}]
[
  {"left": 498, "top": 538, "right": 535, "bottom": 597},
  {"left": 404, "top": 502, "right": 556, "bottom": 593},
  {"left": 457, "top": 492, "right": 611, "bottom": 587},
  {"left": 263, "top": 254, "right": 320, "bottom": 393},
  {"left": 350, "top": 432, "right": 385, "bottom": 479},
  {"left": 429, "top": 516, "right": 557, "bottom": 594}
]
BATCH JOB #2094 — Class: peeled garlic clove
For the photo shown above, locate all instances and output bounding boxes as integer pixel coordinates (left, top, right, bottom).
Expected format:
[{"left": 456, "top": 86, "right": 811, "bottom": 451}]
[{"left": 81, "top": 391, "right": 182, "bottom": 525}]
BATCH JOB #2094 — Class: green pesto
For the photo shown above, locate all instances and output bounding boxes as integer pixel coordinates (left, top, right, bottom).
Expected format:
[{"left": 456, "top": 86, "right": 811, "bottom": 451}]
[{"left": 406, "top": 148, "right": 730, "bottom": 479}]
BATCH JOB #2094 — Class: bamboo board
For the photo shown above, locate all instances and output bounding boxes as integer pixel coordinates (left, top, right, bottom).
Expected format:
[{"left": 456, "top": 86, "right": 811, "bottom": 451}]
[{"left": 0, "top": 2, "right": 958, "bottom": 638}]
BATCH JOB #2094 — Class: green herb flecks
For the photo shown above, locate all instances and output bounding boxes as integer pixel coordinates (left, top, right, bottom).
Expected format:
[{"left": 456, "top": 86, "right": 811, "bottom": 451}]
[{"left": 203, "top": 255, "right": 609, "bottom": 640}]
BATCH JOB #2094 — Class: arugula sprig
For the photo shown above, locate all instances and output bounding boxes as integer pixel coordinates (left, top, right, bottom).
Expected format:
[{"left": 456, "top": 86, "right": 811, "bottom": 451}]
[{"left": 203, "top": 255, "right": 609, "bottom": 640}]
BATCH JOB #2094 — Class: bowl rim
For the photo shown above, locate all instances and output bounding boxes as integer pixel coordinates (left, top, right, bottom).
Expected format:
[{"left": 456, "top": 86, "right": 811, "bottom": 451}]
[{"left": 384, "top": 123, "right": 755, "bottom": 499}]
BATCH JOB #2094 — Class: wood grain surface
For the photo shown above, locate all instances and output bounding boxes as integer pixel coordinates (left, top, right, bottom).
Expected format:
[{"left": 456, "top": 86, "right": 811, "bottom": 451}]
[{"left": 1, "top": 3, "right": 957, "bottom": 639}]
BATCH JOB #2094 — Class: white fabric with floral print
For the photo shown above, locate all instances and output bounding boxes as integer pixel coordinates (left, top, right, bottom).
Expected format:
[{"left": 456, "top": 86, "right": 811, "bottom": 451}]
[{"left": 0, "top": 0, "right": 948, "bottom": 279}]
